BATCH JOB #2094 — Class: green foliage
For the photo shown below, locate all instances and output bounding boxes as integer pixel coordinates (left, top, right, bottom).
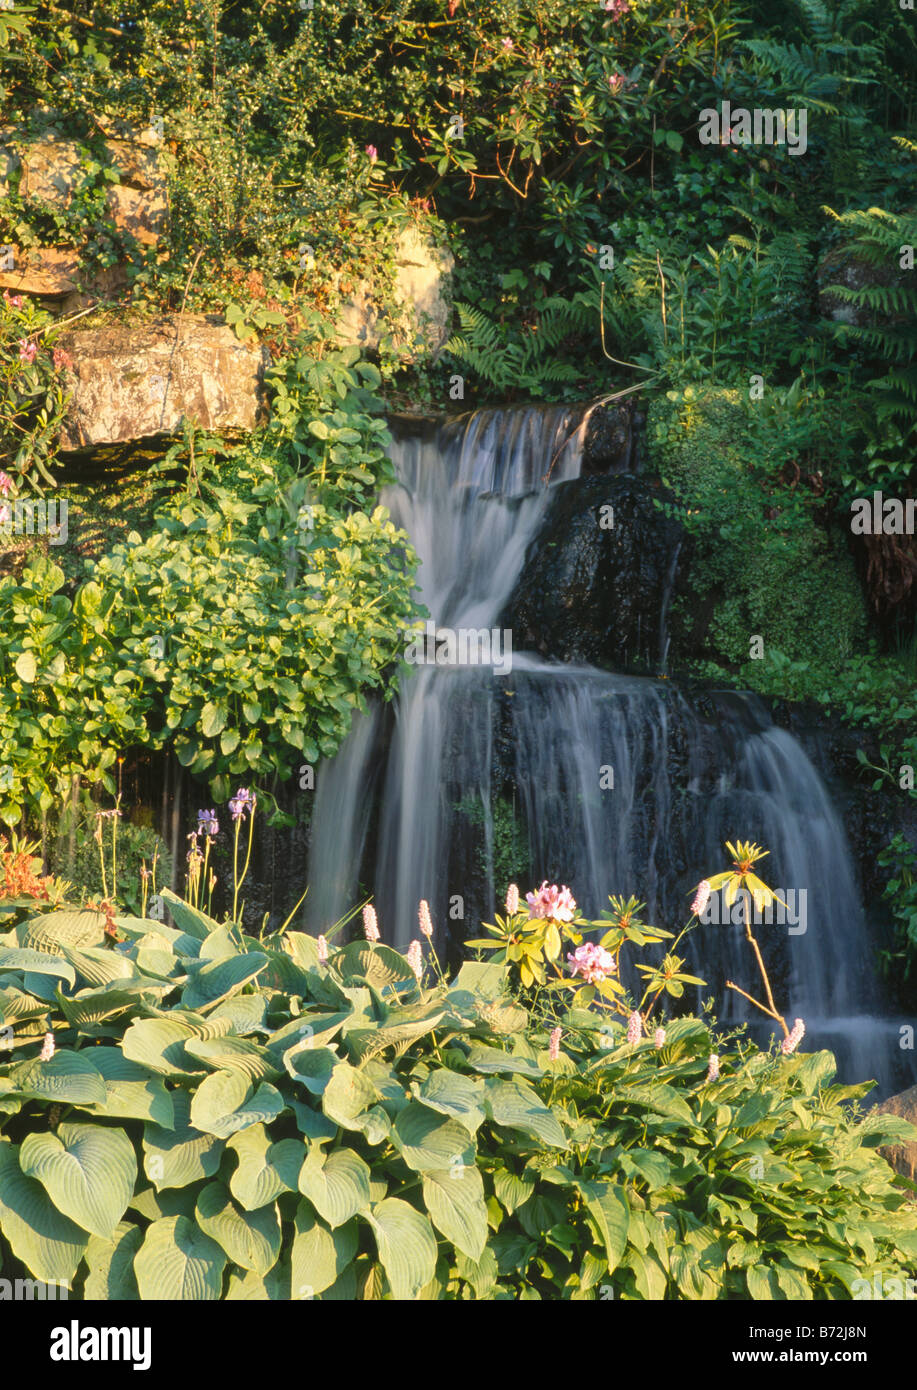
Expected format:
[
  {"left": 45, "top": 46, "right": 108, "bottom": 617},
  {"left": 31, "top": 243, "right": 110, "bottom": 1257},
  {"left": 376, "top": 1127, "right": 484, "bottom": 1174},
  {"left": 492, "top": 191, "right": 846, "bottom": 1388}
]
[
  {"left": 0, "top": 896, "right": 912, "bottom": 1299},
  {"left": 0, "top": 292, "right": 72, "bottom": 492}
]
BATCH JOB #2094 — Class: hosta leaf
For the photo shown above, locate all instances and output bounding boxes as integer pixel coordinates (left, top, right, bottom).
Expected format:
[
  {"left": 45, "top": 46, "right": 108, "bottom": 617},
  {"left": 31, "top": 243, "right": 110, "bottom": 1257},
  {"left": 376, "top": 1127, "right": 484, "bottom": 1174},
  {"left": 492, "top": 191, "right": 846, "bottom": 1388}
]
[
  {"left": 184, "top": 1035, "right": 282, "bottom": 1083},
  {"left": 225, "top": 1263, "right": 290, "bottom": 1300},
  {"left": 343, "top": 1011, "right": 445, "bottom": 1063},
  {"left": 226, "top": 1124, "right": 303, "bottom": 1211},
  {"left": 464, "top": 1044, "right": 543, "bottom": 1078},
  {"left": 189, "top": 1071, "right": 285, "bottom": 1138},
  {"left": 0, "top": 948, "right": 75, "bottom": 988},
  {"left": 20, "top": 1122, "right": 137, "bottom": 1239},
  {"left": 368, "top": 1198, "right": 438, "bottom": 1300},
  {"left": 321, "top": 1061, "right": 377, "bottom": 1131},
  {"left": 11, "top": 1052, "right": 106, "bottom": 1106},
  {"left": 58, "top": 980, "right": 171, "bottom": 1031},
  {"left": 195, "top": 1182, "right": 281, "bottom": 1274},
  {"left": 82, "top": 1048, "right": 174, "bottom": 1127},
  {"left": 62, "top": 946, "right": 138, "bottom": 988},
  {"left": 143, "top": 1090, "right": 224, "bottom": 1191},
  {"left": 418, "top": 1070, "right": 487, "bottom": 1134},
  {"left": 182, "top": 952, "right": 268, "bottom": 1010},
  {"left": 83, "top": 1220, "right": 142, "bottom": 1300},
  {"left": 334, "top": 942, "right": 416, "bottom": 990},
  {"left": 17, "top": 911, "right": 108, "bottom": 954},
  {"left": 157, "top": 890, "right": 221, "bottom": 942},
  {"left": 484, "top": 1078, "right": 568, "bottom": 1149},
  {"left": 134, "top": 1215, "right": 226, "bottom": 1300},
  {"left": 422, "top": 1165, "right": 488, "bottom": 1260},
  {"left": 283, "top": 1043, "right": 338, "bottom": 1095},
  {"left": 298, "top": 1146, "right": 371, "bottom": 1228},
  {"left": 493, "top": 1168, "right": 535, "bottom": 1215},
  {"left": 290, "top": 1204, "right": 357, "bottom": 1299},
  {"left": 0, "top": 1140, "right": 89, "bottom": 1285},
  {"left": 122, "top": 1017, "right": 209, "bottom": 1079},
  {"left": 393, "top": 1102, "right": 476, "bottom": 1173}
]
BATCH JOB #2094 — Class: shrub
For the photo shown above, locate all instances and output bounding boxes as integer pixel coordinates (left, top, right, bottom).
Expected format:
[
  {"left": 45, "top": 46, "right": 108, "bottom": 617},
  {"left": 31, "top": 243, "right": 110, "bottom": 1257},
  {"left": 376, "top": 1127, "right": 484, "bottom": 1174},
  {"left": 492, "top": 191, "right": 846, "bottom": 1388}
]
[{"left": 0, "top": 874, "right": 913, "bottom": 1300}]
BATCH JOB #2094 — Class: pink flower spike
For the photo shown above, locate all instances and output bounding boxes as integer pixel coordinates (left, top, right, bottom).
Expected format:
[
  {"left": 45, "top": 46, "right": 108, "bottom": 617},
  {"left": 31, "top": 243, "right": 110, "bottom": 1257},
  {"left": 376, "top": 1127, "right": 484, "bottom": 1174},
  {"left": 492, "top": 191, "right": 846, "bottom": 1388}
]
[
  {"left": 548, "top": 1026, "right": 562, "bottom": 1061},
  {"left": 40, "top": 1031, "right": 55, "bottom": 1062},
  {"left": 705, "top": 1053, "right": 720, "bottom": 1083},
  {"left": 362, "top": 904, "right": 380, "bottom": 942},
  {"left": 407, "top": 939, "right": 423, "bottom": 982},
  {"left": 316, "top": 934, "right": 329, "bottom": 963},
  {"left": 418, "top": 899, "right": 434, "bottom": 938},
  {"left": 627, "top": 1010, "right": 642, "bottom": 1045},
  {"left": 505, "top": 883, "right": 519, "bottom": 916},
  {"left": 781, "top": 1018, "right": 805, "bottom": 1055},
  {"left": 654, "top": 1027, "right": 666, "bottom": 1049},
  {"left": 691, "top": 879, "right": 711, "bottom": 917}
]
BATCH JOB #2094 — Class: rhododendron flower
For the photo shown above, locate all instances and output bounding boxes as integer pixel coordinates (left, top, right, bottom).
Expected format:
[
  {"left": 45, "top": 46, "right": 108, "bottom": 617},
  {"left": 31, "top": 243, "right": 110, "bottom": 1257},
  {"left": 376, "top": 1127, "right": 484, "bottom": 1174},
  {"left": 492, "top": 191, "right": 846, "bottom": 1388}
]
[
  {"left": 52, "top": 346, "right": 73, "bottom": 371},
  {"left": 505, "top": 883, "right": 519, "bottom": 916},
  {"left": 3, "top": 291, "right": 22, "bottom": 309},
  {"left": 548, "top": 1026, "right": 562, "bottom": 1060},
  {"left": 691, "top": 879, "right": 711, "bottom": 917},
  {"left": 0, "top": 472, "right": 12, "bottom": 497},
  {"left": 781, "top": 1018, "right": 805, "bottom": 1055},
  {"left": 706, "top": 1053, "right": 720, "bottom": 1083},
  {"left": 18, "top": 338, "right": 37, "bottom": 364},
  {"left": 407, "top": 939, "right": 423, "bottom": 982},
  {"left": 654, "top": 1027, "right": 666, "bottom": 1049},
  {"left": 40, "top": 1031, "right": 55, "bottom": 1062},
  {"left": 317, "top": 934, "right": 329, "bottom": 963},
  {"left": 418, "top": 899, "right": 433, "bottom": 938},
  {"left": 627, "top": 1010, "right": 642, "bottom": 1044},
  {"left": 0, "top": 504, "right": 9, "bottom": 528},
  {"left": 607, "top": 72, "right": 625, "bottom": 95},
  {"left": 604, "top": 0, "right": 630, "bottom": 17},
  {"left": 363, "top": 903, "right": 380, "bottom": 942},
  {"left": 527, "top": 881, "right": 576, "bottom": 922},
  {"left": 366, "top": 145, "right": 378, "bottom": 163},
  {"left": 567, "top": 942, "right": 616, "bottom": 984}
]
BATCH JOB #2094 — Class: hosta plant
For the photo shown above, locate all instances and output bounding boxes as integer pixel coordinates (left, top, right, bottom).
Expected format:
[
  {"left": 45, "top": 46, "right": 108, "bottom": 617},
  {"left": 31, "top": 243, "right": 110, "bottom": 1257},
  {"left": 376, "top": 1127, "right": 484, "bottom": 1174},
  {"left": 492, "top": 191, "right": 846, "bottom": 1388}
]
[{"left": 0, "top": 875, "right": 913, "bottom": 1299}]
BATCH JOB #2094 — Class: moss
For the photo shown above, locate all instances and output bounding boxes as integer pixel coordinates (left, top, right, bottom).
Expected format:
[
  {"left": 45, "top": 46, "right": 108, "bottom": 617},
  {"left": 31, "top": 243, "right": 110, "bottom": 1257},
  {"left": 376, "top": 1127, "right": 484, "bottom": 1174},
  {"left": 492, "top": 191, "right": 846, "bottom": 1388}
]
[{"left": 647, "top": 386, "right": 868, "bottom": 675}]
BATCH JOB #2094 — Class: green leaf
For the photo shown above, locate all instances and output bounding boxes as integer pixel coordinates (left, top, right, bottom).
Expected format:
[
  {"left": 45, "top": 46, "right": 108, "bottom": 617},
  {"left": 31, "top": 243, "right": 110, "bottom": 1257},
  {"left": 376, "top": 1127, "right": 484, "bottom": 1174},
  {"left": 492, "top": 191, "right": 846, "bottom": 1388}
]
[
  {"left": 11, "top": 1051, "right": 106, "bottom": 1106},
  {"left": 189, "top": 1071, "right": 285, "bottom": 1138},
  {"left": 82, "top": 1048, "right": 174, "bottom": 1127},
  {"left": 226, "top": 1125, "right": 303, "bottom": 1211},
  {"left": 157, "top": 890, "right": 221, "bottom": 941},
  {"left": 417, "top": 1070, "right": 486, "bottom": 1135},
  {"left": 298, "top": 1146, "right": 371, "bottom": 1228},
  {"left": 142, "top": 1090, "right": 224, "bottom": 1191},
  {"left": 0, "top": 946, "right": 75, "bottom": 987},
  {"left": 121, "top": 1018, "right": 209, "bottom": 1079},
  {"left": 464, "top": 1044, "right": 543, "bottom": 1078},
  {"left": 484, "top": 1078, "right": 568, "bottom": 1149},
  {"left": 182, "top": 952, "right": 268, "bottom": 1010},
  {"left": 134, "top": 1215, "right": 227, "bottom": 1300},
  {"left": 83, "top": 1221, "right": 142, "bottom": 1300},
  {"left": 577, "top": 1181, "right": 629, "bottom": 1273},
  {"left": 493, "top": 1168, "right": 535, "bottom": 1215},
  {"left": 334, "top": 942, "right": 416, "bottom": 990},
  {"left": 184, "top": 1035, "right": 282, "bottom": 1083},
  {"left": 367, "top": 1198, "right": 438, "bottom": 1300},
  {"left": 321, "top": 1061, "right": 377, "bottom": 1131},
  {"left": 290, "top": 1202, "right": 356, "bottom": 1299},
  {"left": 422, "top": 1165, "right": 488, "bottom": 1260},
  {"left": 195, "top": 1182, "right": 281, "bottom": 1274},
  {"left": 392, "top": 1102, "right": 476, "bottom": 1173},
  {"left": 14, "top": 651, "right": 36, "bottom": 683},
  {"left": 0, "top": 1140, "right": 89, "bottom": 1285},
  {"left": 20, "top": 1122, "right": 137, "bottom": 1240}
]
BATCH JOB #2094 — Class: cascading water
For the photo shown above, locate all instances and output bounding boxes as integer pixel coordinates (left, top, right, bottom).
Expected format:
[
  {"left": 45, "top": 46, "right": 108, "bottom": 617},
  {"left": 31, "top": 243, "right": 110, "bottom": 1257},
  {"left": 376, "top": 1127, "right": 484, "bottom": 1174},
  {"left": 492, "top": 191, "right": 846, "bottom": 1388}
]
[{"left": 308, "top": 405, "right": 909, "bottom": 1093}]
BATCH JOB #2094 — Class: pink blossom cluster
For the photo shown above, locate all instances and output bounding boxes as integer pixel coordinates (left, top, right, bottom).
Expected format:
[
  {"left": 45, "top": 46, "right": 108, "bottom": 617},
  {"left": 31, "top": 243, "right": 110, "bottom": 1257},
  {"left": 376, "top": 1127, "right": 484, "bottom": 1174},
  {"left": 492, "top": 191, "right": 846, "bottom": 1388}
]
[
  {"left": 691, "top": 879, "right": 712, "bottom": 917},
  {"left": 407, "top": 939, "right": 423, "bottom": 982},
  {"left": 781, "top": 1018, "right": 805, "bottom": 1055},
  {"left": 627, "top": 1010, "right": 642, "bottom": 1044},
  {"left": 527, "top": 880, "right": 576, "bottom": 922},
  {"left": 567, "top": 941, "right": 616, "bottom": 984},
  {"left": 548, "top": 1026, "right": 562, "bottom": 1061}
]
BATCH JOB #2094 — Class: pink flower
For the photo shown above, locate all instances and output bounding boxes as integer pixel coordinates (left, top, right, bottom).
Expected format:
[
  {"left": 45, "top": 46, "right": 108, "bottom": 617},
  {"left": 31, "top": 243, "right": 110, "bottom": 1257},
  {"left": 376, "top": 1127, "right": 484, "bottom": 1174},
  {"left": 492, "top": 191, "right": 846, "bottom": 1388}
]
[
  {"left": 0, "top": 472, "right": 12, "bottom": 497},
  {"left": 705, "top": 1053, "right": 720, "bottom": 1083},
  {"left": 691, "top": 879, "right": 711, "bottom": 917},
  {"left": 501, "top": 37, "right": 514, "bottom": 49},
  {"left": 0, "top": 504, "right": 10, "bottom": 527},
  {"left": 627, "top": 1010, "right": 642, "bottom": 1044},
  {"left": 316, "top": 934, "right": 328, "bottom": 963},
  {"left": 505, "top": 883, "right": 520, "bottom": 916},
  {"left": 604, "top": 0, "right": 630, "bottom": 17},
  {"left": 40, "top": 1031, "right": 55, "bottom": 1062},
  {"left": 365, "top": 145, "right": 378, "bottom": 164},
  {"left": 654, "top": 1027, "right": 666, "bottom": 1048},
  {"left": 607, "top": 72, "right": 625, "bottom": 95},
  {"left": 548, "top": 1026, "right": 562, "bottom": 1061},
  {"left": 3, "top": 290, "right": 22, "bottom": 309},
  {"left": 526, "top": 881, "right": 577, "bottom": 922},
  {"left": 567, "top": 941, "right": 616, "bottom": 984},
  {"left": 52, "top": 346, "right": 73, "bottom": 371},
  {"left": 363, "top": 903, "right": 380, "bottom": 942},
  {"left": 18, "top": 338, "right": 37, "bottom": 364},
  {"left": 781, "top": 1018, "right": 805, "bottom": 1055},
  {"left": 418, "top": 899, "right": 433, "bottom": 938},
  {"left": 407, "top": 939, "right": 423, "bottom": 982}
]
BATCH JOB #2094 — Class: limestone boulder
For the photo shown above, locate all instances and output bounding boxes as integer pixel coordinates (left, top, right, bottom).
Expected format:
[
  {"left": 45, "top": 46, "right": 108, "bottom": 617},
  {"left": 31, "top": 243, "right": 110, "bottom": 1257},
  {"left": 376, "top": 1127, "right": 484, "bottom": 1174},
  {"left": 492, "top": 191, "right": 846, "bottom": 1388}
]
[
  {"left": 336, "top": 223, "right": 453, "bottom": 359},
  {"left": 56, "top": 316, "right": 268, "bottom": 451},
  {"left": 872, "top": 1083, "right": 917, "bottom": 1182}
]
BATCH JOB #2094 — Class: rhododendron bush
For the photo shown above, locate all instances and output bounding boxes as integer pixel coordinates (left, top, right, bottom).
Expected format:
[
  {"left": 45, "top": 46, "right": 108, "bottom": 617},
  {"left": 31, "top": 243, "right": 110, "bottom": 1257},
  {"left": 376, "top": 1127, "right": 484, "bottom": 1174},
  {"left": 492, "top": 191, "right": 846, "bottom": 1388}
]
[{"left": 0, "top": 839, "right": 913, "bottom": 1301}]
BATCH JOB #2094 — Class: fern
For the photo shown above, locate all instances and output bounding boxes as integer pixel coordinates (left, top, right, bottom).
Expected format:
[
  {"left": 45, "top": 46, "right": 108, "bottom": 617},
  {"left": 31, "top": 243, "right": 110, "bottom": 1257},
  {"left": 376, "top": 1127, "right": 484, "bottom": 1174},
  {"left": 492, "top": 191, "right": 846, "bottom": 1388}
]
[{"left": 445, "top": 296, "right": 595, "bottom": 396}]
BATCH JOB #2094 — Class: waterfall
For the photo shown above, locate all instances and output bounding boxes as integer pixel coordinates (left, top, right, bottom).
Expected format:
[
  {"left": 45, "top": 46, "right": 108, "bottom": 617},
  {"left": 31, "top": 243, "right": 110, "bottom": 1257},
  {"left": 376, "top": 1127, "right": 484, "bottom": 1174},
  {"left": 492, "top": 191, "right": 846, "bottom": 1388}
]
[{"left": 307, "top": 405, "right": 907, "bottom": 1091}]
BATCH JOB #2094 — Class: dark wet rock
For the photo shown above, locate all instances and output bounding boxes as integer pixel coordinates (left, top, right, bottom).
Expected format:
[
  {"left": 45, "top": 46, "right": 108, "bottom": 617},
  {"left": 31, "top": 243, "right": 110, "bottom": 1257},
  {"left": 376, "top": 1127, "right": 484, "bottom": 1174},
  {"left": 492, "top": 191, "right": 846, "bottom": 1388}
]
[
  {"left": 582, "top": 399, "right": 644, "bottom": 475},
  {"left": 504, "top": 474, "right": 687, "bottom": 670}
]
